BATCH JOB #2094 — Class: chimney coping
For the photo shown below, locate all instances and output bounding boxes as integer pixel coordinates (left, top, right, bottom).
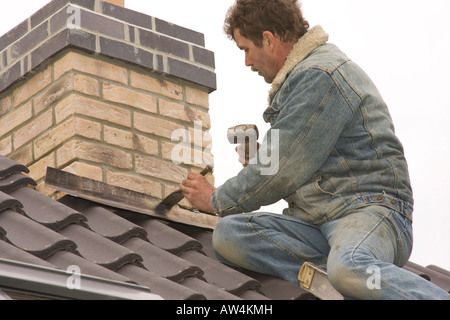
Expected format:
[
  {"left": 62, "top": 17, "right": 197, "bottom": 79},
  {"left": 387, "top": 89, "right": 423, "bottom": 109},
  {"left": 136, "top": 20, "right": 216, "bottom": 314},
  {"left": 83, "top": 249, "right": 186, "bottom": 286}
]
[{"left": 0, "top": 0, "right": 216, "bottom": 93}]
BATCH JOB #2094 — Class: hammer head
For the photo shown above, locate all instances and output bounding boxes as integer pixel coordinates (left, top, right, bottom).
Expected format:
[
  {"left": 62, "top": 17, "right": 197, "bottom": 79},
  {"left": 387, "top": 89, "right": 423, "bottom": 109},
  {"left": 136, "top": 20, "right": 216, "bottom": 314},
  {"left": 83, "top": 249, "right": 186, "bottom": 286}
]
[{"left": 227, "top": 124, "right": 259, "bottom": 144}]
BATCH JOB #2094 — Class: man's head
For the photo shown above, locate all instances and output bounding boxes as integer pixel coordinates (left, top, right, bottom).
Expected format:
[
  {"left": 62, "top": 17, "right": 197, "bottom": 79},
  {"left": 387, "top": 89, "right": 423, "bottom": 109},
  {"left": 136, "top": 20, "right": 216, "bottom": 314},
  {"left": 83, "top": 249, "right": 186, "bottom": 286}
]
[{"left": 224, "top": 0, "right": 309, "bottom": 83}]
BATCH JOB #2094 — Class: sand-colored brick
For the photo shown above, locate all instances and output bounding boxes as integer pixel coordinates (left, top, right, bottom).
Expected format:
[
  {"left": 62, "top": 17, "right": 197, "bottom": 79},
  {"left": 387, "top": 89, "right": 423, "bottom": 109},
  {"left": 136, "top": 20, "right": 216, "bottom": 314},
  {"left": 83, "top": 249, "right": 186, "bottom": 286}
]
[
  {"left": 159, "top": 99, "right": 210, "bottom": 127},
  {"left": 57, "top": 139, "right": 133, "bottom": 169},
  {"left": 28, "top": 152, "right": 56, "bottom": 181},
  {"left": 0, "top": 102, "right": 32, "bottom": 138},
  {"left": 186, "top": 86, "right": 209, "bottom": 109},
  {"left": 13, "top": 108, "right": 53, "bottom": 149},
  {"left": 130, "top": 70, "right": 183, "bottom": 101},
  {"left": 0, "top": 136, "right": 12, "bottom": 156},
  {"left": 104, "top": 125, "right": 158, "bottom": 155},
  {"left": 106, "top": 170, "right": 162, "bottom": 198},
  {"left": 63, "top": 161, "right": 103, "bottom": 182},
  {"left": 55, "top": 94, "right": 131, "bottom": 127},
  {"left": 135, "top": 154, "right": 188, "bottom": 184},
  {"left": 102, "top": 82, "right": 157, "bottom": 114},
  {"left": 12, "top": 66, "right": 52, "bottom": 107},
  {"left": 54, "top": 52, "right": 128, "bottom": 85},
  {"left": 34, "top": 73, "right": 99, "bottom": 114},
  {"left": 134, "top": 112, "right": 184, "bottom": 140}
]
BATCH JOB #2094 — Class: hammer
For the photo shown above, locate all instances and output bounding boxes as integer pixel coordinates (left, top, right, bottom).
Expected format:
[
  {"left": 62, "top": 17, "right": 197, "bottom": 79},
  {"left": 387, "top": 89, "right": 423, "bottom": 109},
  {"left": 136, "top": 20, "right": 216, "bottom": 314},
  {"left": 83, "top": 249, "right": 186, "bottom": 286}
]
[{"left": 227, "top": 124, "right": 259, "bottom": 166}]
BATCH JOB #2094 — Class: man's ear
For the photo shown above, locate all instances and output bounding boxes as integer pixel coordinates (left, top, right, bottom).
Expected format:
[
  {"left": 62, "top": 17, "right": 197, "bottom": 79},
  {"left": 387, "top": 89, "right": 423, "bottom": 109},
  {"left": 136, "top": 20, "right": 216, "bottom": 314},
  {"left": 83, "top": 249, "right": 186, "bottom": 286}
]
[{"left": 262, "top": 31, "right": 276, "bottom": 51}]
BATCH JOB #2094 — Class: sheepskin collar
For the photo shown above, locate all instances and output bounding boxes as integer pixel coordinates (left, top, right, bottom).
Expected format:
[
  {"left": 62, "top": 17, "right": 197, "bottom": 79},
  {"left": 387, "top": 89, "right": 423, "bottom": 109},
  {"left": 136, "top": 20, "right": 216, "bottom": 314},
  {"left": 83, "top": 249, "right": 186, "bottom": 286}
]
[{"left": 268, "top": 26, "right": 329, "bottom": 103}]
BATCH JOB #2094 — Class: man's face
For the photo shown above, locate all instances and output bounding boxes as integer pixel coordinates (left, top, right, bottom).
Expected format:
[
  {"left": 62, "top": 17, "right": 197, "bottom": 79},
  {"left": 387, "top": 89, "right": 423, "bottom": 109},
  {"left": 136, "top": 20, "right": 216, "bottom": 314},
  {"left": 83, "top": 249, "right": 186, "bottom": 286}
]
[{"left": 233, "top": 29, "right": 278, "bottom": 84}]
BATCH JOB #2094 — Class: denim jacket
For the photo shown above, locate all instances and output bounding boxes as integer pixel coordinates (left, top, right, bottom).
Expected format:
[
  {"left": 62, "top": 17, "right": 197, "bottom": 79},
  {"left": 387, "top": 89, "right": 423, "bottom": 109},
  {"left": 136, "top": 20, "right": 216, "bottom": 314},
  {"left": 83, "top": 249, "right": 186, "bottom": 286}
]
[{"left": 211, "top": 26, "right": 414, "bottom": 224}]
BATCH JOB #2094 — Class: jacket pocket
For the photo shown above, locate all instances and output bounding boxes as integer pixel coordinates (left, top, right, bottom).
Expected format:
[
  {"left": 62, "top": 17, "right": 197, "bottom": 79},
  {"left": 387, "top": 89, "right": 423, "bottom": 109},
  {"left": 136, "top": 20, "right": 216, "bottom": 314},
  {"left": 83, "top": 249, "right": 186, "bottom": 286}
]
[{"left": 314, "top": 174, "right": 337, "bottom": 196}]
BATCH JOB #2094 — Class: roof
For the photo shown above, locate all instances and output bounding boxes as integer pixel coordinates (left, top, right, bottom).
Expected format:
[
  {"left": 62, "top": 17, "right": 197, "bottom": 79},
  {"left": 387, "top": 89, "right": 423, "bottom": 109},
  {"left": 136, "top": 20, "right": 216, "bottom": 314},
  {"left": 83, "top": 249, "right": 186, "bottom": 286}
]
[{"left": 0, "top": 155, "right": 449, "bottom": 300}]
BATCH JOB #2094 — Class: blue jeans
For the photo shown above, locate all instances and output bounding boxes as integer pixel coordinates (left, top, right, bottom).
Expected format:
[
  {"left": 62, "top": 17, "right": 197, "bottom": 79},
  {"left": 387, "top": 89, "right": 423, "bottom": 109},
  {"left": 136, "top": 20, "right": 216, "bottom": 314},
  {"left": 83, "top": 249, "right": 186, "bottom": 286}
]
[{"left": 213, "top": 206, "right": 450, "bottom": 300}]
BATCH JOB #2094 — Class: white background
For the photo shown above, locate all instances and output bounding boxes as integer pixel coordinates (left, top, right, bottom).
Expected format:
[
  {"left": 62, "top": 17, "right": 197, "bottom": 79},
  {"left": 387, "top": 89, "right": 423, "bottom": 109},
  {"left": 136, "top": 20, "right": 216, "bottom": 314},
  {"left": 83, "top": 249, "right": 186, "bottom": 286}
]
[{"left": 1, "top": 0, "right": 449, "bottom": 270}]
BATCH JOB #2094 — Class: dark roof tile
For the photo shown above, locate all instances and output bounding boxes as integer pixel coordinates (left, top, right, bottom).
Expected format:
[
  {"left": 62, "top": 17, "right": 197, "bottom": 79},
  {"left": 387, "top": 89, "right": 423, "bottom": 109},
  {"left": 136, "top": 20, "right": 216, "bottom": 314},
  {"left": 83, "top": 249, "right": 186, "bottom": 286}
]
[
  {"left": 180, "top": 276, "right": 242, "bottom": 300},
  {"left": 0, "top": 209, "right": 77, "bottom": 259},
  {"left": 0, "top": 239, "right": 56, "bottom": 269},
  {"left": 404, "top": 262, "right": 450, "bottom": 293},
  {"left": 59, "top": 196, "right": 147, "bottom": 243},
  {"left": 118, "top": 264, "right": 205, "bottom": 300},
  {"left": 59, "top": 223, "right": 142, "bottom": 270},
  {"left": 0, "top": 157, "right": 28, "bottom": 179},
  {"left": 122, "top": 237, "right": 203, "bottom": 282},
  {"left": 179, "top": 249, "right": 262, "bottom": 296},
  {"left": 0, "top": 173, "right": 36, "bottom": 193},
  {"left": 10, "top": 187, "right": 87, "bottom": 231},
  {"left": 137, "top": 218, "right": 203, "bottom": 254},
  {"left": 46, "top": 250, "right": 134, "bottom": 284},
  {"left": 0, "top": 191, "right": 23, "bottom": 213}
]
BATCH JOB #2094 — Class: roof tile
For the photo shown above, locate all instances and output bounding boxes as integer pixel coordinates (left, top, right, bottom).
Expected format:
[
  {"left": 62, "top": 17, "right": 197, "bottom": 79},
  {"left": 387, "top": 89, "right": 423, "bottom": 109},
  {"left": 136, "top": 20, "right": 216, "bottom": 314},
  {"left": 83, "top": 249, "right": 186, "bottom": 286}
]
[
  {"left": 59, "top": 223, "right": 142, "bottom": 270},
  {"left": 11, "top": 187, "right": 87, "bottom": 231},
  {"left": 59, "top": 196, "right": 147, "bottom": 243},
  {"left": 0, "top": 209, "right": 77, "bottom": 259},
  {"left": 122, "top": 237, "right": 203, "bottom": 282}
]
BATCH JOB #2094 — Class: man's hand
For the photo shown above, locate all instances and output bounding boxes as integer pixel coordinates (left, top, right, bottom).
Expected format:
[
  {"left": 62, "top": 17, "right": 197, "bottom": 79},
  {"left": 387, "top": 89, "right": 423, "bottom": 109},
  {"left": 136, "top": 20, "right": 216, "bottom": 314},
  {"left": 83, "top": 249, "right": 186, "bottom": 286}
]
[{"left": 180, "top": 172, "right": 216, "bottom": 214}]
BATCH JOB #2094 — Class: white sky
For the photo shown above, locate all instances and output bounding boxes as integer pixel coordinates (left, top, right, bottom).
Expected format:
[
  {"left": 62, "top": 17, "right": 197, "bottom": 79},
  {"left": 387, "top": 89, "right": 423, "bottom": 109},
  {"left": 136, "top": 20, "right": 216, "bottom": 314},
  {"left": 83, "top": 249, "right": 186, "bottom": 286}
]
[{"left": 1, "top": 0, "right": 449, "bottom": 270}]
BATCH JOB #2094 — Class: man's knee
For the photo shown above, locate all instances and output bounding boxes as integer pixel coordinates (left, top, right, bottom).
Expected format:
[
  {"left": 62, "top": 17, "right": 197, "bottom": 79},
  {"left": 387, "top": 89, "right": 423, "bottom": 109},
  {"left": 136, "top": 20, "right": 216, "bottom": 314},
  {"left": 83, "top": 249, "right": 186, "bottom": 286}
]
[
  {"left": 212, "top": 215, "right": 246, "bottom": 265},
  {"left": 327, "top": 258, "right": 383, "bottom": 299}
]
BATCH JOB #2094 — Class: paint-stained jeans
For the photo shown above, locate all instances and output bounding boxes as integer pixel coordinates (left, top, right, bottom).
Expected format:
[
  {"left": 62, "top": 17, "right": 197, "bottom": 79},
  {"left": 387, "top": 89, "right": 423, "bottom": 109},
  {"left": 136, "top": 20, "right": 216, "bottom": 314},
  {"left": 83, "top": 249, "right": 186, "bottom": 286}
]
[{"left": 213, "top": 205, "right": 450, "bottom": 300}]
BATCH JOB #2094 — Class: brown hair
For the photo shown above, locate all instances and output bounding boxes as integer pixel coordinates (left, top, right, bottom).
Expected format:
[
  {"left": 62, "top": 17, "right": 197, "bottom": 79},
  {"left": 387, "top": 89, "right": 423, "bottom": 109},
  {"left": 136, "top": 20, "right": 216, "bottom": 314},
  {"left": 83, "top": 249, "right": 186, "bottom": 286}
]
[{"left": 224, "top": 0, "right": 310, "bottom": 47}]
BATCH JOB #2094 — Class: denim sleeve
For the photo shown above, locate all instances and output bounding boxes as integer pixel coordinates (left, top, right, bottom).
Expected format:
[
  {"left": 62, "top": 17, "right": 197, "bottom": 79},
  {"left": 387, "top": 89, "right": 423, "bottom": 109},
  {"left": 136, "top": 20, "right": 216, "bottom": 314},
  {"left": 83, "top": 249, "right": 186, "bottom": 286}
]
[{"left": 212, "top": 68, "right": 354, "bottom": 216}]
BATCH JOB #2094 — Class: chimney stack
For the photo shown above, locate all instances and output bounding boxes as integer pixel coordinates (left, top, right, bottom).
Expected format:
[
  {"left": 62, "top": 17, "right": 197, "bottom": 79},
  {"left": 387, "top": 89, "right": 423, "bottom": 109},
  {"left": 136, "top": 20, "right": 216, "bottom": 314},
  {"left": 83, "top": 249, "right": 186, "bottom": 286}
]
[{"left": 0, "top": 0, "right": 216, "bottom": 204}]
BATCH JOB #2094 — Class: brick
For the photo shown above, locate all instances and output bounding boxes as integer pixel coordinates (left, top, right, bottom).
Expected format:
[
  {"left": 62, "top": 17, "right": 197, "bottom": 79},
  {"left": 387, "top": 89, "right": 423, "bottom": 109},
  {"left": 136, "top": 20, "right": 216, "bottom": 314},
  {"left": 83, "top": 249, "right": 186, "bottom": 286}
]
[
  {"left": 0, "top": 136, "right": 12, "bottom": 156},
  {"left": 75, "top": 118, "right": 101, "bottom": 141},
  {"left": 102, "top": 82, "right": 157, "bottom": 114},
  {"left": 104, "top": 125, "right": 158, "bottom": 155},
  {"left": 99, "top": 37, "right": 154, "bottom": 70},
  {"left": 102, "top": 2, "right": 152, "bottom": 30},
  {"left": 57, "top": 139, "right": 133, "bottom": 169},
  {"left": 28, "top": 152, "right": 55, "bottom": 182},
  {"left": 13, "top": 108, "right": 53, "bottom": 149},
  {"left": 31, "top": 29, "right": 96, "bottom": 71},
  {"left": 185, "top": 86, "right": 209, "bottom": 110},
  {"left": 0, "top": 102, "right": 32, "bottom": 138},
  {"left": 192, "top": 46, "right": 215, "bottom": 68},
  {"left": 12, "top": 66, "right": 52, "bottom": 107},
  {"left": 54, "top": 51, "right": 128, "bottom": 84},
  {"left": 135, "top": 154, "right": 188, "bottom": 184},
  {"left": 0, "top": 62, "right": 21, "bottom": 93},
  {"left": 167, "top": 57, "right": 216, "bottom": 92},
  {"left": 55, "top": 94, "right": 131, "bottom": 127},
  {"left": 82, "top": 10, "right": 125, "bottom": 40},
  {"left": 34, "top": 73, "right": 99, "bottom": 114},
  {"left": 139, "top": 28, "right": 190, "bottom": 60},
  {"left": 159, "top": 99, "right": 210, "bottom": 126},
  {"left": 130, "top": 70, "right": 183, "bottom": 101},
  {"left": 106, "top": 170, "right": 162, "bottom": 199},
  {"left": 34, "top": 118, "right": 76, "bottom": 159},
  {"left": 0, "top": 19, "right": 28, "bottom": 52},
  {"left": 10, "top": 144, "right": 33, "bottom": 166},
  {"left": 134, "top": 112, "right": 184, "bottom": 140},
  {"left": 0, "top": 95, "right": 12, "bottom": 117},
  {"left": 11, "top": 21, "right": 48, "bottom": 60},
  {"left": 155, "top": 18, "right": 204, "bottom": 46},
  {"left": 63, "top": 161, "right": 103, "bottom": 182}
]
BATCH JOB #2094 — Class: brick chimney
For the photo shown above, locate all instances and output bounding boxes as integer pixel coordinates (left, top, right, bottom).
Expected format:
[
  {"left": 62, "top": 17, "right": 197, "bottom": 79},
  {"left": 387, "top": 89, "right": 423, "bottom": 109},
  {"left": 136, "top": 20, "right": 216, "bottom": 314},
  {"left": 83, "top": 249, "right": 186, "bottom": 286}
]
[{"left": 0, "top": 0, "right": 216, "bottom": 203}]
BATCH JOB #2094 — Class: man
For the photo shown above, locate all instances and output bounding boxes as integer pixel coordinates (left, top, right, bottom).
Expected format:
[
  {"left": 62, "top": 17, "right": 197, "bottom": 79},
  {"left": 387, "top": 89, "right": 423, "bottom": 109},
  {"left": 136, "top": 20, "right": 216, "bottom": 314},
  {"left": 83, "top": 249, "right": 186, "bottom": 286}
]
[{"left": 179, "top": 0, "right": 450, "bottom": 299}]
